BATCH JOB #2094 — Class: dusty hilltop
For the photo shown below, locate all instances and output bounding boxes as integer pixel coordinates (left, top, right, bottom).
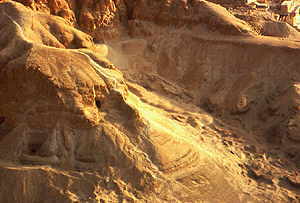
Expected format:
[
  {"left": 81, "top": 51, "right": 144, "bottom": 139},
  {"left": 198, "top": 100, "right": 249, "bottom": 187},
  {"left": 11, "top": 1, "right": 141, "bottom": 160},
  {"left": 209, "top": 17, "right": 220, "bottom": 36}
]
[{"left": 0, "top": 0, "right": 300, "bottom": 202}]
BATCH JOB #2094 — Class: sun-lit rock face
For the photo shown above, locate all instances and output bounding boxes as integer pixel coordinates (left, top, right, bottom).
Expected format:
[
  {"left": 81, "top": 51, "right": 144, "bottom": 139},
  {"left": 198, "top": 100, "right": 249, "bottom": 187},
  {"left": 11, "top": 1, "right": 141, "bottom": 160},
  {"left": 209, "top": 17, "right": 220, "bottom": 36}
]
[
  {"left": 0, "top": 1, "right": 251, "bottom": 202},
  {"left": 0, "top": 1, "right": 121, "bottom": 165},
  {"left": 110, "top": 25, "right": 300, "bottom": 187},
  {"left": 8, "top": 0, "right": 255, "bottom": 41},
  {"left": 130, "top": 0, "right": 253, "bottom": 35},
  {"left": 0, "top": 0, "right": 93, "bottom": 49},
  {"left": 1, "top": 0, "right": 300, "bottom": 202},
  {"left": 7, "top": 0, "right": 128, "bottom": 40}
]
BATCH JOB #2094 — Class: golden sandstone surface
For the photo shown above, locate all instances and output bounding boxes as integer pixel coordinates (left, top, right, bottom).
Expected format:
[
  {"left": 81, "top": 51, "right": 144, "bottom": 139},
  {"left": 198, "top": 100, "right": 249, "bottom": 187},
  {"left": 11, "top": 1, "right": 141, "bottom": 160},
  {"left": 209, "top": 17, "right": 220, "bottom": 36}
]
[{"left": 0, "top": 0, "right": 300, "bottom": 202}]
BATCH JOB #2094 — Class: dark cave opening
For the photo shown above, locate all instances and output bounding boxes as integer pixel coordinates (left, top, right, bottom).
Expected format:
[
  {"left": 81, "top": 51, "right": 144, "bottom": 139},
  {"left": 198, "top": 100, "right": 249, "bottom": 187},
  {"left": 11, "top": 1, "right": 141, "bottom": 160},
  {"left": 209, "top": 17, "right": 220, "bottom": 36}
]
[
  {"left": 28, "top": 143, "right": 42, "bottom": 155},
  {"left": 95, "top": 99, "right": 102, "bottom": 108}
]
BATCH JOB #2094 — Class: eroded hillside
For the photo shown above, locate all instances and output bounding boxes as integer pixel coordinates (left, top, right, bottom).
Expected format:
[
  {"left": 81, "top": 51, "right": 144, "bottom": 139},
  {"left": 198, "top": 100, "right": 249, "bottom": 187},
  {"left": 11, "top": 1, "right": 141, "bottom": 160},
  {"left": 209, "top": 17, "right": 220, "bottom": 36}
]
[{"left": 0, "top": 0, "right": 300, "bottom": 202}]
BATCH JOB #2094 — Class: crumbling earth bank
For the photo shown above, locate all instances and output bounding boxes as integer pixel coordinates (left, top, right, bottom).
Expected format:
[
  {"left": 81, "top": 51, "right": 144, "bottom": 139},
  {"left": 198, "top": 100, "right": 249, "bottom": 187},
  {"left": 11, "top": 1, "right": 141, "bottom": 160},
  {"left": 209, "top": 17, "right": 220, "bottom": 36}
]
[{"left": 0, "top": 0, "right": 300, "bottom": 202}]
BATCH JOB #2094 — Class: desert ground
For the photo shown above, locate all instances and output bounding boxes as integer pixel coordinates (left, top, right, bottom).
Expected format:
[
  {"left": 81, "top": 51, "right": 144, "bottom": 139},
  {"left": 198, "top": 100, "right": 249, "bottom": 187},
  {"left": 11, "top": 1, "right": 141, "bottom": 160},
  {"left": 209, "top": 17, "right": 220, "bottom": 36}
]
[{"left": 0, "top": 0, "right": 300, "bottom": 202}]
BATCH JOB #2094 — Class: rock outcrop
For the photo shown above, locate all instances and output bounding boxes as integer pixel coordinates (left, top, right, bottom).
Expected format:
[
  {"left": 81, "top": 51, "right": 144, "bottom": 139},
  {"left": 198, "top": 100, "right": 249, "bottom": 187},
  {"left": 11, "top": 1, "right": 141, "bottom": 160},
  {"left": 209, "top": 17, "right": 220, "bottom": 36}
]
[
  {"left": 3, "top": 0, "right": 255, "bottom": 40},
  {"left": 5, "top": 0, "right": 129, "bottom": 40},
  {"left": 1, "top": 0, "right": 300, "bottom": 202},
  {"left": 0, "top": 1, "right": 252, "bottom": 202}
]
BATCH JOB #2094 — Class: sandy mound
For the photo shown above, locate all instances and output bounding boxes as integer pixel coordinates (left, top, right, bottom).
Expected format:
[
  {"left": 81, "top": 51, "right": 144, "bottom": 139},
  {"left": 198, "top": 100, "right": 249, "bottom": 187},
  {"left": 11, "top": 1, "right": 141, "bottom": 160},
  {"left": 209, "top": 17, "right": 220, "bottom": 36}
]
[{"left": 129, "top": 0, "right": 254, "bottom": 36}]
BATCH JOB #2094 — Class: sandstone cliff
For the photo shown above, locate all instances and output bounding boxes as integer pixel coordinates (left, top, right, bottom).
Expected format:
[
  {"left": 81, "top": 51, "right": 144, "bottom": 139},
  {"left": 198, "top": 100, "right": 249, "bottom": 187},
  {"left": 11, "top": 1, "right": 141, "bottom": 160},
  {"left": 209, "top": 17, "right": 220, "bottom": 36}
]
[{"left": 0, "top": 0, "right": 300, "bottom": 202}]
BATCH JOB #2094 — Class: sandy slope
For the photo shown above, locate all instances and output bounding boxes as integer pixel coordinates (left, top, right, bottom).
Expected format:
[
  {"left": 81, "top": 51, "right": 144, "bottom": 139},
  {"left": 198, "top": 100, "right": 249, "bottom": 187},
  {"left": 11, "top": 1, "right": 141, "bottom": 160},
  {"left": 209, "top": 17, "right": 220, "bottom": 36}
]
[{"left": 0, "top": 0, "right": 300, "bottom": 202}]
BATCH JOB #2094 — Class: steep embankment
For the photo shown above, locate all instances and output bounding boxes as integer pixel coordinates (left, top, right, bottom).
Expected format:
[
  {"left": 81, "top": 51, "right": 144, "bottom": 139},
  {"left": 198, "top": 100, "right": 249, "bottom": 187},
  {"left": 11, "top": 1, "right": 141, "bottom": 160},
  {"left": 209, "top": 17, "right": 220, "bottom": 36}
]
[
  {"left": 1, "top": 0, "right": 300, "bottom": 202},
  {"left": 0, "top": 1, "right": 256, "bottom": 202},
  {"left": 104, "top": 1, "right": 300, "bottom": 201}
]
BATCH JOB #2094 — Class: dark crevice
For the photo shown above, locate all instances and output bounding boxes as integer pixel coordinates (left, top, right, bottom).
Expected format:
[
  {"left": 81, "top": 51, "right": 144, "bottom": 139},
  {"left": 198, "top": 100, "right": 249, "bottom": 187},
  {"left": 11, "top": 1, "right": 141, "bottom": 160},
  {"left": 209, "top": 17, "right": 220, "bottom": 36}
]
[
  {"left": 93, "top": 37, "right": 105, "bottom": 44},
  {"left": 124, "top": 0, "right": 135, "bottom": 20},
  {"left": 95, "top": 99, "right": 102, "bottom": 108},
  {"left": 247, "top": 168, "right": 273, "bottom": 185},
  {"left": 28, "top": 143, "right": 42, "bottom": 155}
]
